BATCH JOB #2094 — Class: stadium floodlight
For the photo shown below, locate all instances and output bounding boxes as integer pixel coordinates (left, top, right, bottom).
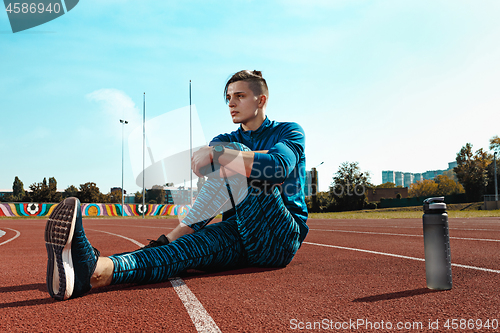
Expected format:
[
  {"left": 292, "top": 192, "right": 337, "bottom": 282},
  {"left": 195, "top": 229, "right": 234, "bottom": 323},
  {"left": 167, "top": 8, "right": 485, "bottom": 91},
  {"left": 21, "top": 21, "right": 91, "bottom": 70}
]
[{"left": 120, "top": 119, "right": 128, "bottom": 216}]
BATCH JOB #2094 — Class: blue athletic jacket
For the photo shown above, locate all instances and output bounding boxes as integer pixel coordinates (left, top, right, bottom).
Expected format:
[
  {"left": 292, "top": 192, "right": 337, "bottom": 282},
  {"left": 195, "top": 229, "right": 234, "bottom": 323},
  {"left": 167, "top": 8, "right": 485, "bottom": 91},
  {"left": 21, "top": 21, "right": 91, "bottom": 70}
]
[{"left": 210, "top": 117, "right": 309, "bottom": 243}]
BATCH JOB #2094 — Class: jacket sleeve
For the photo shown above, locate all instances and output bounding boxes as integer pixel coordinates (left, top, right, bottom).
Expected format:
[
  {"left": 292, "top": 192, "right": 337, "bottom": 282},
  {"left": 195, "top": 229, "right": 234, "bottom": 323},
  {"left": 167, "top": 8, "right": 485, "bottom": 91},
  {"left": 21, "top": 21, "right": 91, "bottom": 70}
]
[{"left": 250, "top": 123, "right": 305, "bottom": 183}]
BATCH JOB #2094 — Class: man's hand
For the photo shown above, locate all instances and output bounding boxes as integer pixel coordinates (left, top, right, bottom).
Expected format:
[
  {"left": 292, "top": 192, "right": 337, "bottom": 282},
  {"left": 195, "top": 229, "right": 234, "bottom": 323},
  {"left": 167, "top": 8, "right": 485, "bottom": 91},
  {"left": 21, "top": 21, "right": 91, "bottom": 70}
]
[
  {"left": 191, "top": 146, "right": 213, "bottom": 178},
  {"left": 191, "top": 146, "right": 268, "bottom": 178}
]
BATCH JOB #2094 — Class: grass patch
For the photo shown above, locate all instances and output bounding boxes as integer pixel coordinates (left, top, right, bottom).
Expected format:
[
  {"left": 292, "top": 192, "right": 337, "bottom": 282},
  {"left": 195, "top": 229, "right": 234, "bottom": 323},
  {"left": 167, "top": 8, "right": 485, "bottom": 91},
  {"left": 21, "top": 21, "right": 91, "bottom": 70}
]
[
  {"left": 309, "top": 203, "right": 500, "bottom": 219},
  {"left": 309, "top": 210, "right": 500, "bottom": 219}
]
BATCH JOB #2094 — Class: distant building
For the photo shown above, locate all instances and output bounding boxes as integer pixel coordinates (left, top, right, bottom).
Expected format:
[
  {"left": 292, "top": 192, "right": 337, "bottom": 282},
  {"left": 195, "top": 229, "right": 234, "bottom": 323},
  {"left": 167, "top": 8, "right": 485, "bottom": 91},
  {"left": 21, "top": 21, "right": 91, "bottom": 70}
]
[
  {"left": 0, "top": 189, "right": 11, "bottom": 201},
  {"left": 146, "top": 186, "right": 198, "bottom": 205},
  {"left": 403, "top": 172, "right": 413, "bottom": 188},
  {"left": 382, "top": 161, "right": 456, "bottom": 186},
  {"left": 382, "top": 171, "right": 395, "bottom": 184},
  {"left": 395, "top": 172, "right": 404, "bottom": 187},
  {"left": 413, "top": 173, "right": 422, "bottom": 183},
  {"left": 124, "top": 194, "right": 135, "bottom": 204},
  {"left": 422, "top": 169, "right": 446, "bottom": 180},
  {"left": 304, "top": 168, "right": 318, "bottom": 197}
]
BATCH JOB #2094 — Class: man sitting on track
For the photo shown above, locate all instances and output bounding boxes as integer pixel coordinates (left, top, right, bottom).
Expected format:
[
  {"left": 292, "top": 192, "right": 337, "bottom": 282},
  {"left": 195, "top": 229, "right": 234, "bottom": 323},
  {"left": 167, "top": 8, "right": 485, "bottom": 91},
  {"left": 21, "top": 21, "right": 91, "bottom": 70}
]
[{"left": 44, "top": 70, "right": 309, "bottom": 300}]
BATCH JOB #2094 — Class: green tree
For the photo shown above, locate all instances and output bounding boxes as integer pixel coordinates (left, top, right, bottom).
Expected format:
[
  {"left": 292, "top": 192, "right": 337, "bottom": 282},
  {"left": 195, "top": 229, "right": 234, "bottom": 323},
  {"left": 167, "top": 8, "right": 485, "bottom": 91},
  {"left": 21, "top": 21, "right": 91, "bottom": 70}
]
[
  {"left": 442, "top": 169, "right": 459, "bottom": 183},
  {"left": 485, "top": 158, "right": 500, "bottom": 195},
  {"left": 28, "top": 181, "right": 43, "bottom": 202},
  {"left": 487, "top": 136, "right": 500, "bottom": 196},
  {"left": 408, "top": 179, "right": 439, "bottom": 198},
  {"left": 306, "top": 191, "right": 335, "bottom": 212},
  {"left": 64, "top": 185, "right": 79, "bottom": 198},
  {"left": 28, "top": 177, "right": 63, "bottom": 202},
  {"left": 107, "top": 189, "right": 122, "bottom": 204},
  {"left": 489, "top": 135, "right": 500, "bottom": 152},
  {"left": 147, "top": 186, "right": 165, "bottom": 204},
  {"left": 78, "top": 182, "right": 102, "bottom": 203},
  {"left": 48, "top": 177, "right": 62, "bottom": 202},
  {"left": 330, "top": 161, "right": 371, "bottom": 211},
  {"left": 435, "top": 175, "right": 464, "bottom": 196},
  {"left": 8, "top": 176, "right": 26, "bottom": 202},
  {"left": 454, "top": 143, "right": 491, "bottom": 201},
  {"left": 28, "top": 178, "right": 48, "bottom": 202},
  {"left": 134, "top": 191, "right": 143, "bottom": 204}
]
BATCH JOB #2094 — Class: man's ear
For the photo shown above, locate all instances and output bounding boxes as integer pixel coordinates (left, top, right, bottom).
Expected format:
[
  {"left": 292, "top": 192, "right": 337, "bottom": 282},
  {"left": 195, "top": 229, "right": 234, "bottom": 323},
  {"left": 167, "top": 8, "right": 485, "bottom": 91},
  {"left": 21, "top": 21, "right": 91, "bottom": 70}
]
[{"left": 258, "top": 94, "right": 267, "bottom": 108}]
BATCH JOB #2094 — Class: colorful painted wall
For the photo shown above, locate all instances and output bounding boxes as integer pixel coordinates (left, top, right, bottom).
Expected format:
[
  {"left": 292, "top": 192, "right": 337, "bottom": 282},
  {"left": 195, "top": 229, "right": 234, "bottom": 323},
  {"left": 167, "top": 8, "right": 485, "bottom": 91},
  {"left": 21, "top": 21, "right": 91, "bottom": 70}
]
[{"left": 0, "top": 203, "right": 190, "bottom": 217}]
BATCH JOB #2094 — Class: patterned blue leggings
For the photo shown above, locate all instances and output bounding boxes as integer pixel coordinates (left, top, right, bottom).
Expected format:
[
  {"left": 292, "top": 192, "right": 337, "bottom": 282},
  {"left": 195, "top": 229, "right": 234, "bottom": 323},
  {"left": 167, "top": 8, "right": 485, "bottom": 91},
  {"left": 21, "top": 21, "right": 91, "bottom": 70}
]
[{"left": 109, "top": 143, "right": 301, "bottom": 285}]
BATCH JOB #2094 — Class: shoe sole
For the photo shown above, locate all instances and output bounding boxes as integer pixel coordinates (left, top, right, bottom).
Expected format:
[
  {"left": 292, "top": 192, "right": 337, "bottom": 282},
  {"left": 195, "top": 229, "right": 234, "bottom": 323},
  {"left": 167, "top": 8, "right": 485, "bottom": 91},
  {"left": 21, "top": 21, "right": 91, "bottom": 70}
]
[{"left": 45, "top": 198, "right": 77, "bottom": 300}]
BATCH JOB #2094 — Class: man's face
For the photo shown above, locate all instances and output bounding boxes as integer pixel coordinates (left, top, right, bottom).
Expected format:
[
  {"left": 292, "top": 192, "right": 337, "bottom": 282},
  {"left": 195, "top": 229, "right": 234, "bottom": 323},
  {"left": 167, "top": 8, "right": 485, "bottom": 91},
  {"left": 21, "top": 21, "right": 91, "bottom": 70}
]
[{"left": 226, "top": 81, "right": 261, "bottom": 125}]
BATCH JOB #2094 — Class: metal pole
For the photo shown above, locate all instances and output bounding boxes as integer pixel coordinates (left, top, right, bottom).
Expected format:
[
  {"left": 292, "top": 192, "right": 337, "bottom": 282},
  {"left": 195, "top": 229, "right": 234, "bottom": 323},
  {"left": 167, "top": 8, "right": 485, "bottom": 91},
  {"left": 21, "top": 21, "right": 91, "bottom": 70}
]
[
  {"left": 120, "top": 119, "right": 128, "bottom": 216},
  {"left": 189, "top": 80, "right": 193, "bottom": 206},
  {"left": 495, "top": 152, "right": 498, "bottom": 202},
  {"left": 311, "top": 167, "right": 318, "bottom": 212},
  {"left": 142, "top": 93, "right": 146, "bottom": 219}
]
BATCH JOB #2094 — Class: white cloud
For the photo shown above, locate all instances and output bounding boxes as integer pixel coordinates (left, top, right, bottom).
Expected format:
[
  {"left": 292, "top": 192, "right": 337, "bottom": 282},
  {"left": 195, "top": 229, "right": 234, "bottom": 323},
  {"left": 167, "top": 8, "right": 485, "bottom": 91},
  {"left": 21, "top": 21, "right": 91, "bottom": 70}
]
[{"left": 85, "top": 88, "right": 143, "bottom": 140}]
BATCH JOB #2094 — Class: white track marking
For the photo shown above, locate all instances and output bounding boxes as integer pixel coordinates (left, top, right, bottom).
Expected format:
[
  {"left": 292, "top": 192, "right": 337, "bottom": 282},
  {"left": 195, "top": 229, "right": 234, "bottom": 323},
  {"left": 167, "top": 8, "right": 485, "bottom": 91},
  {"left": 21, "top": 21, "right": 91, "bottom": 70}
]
[
  {"left": 448, "top": 236, "right": 500, "bottom": 242},
  {"left": 309, "top": 229, "right": 500, "bottom": 242},
  {"left": 308, "top": 223, "right": 500, "bottom": 232},
  {"left": 88, "top": 223, "right": 175, "bottom": 230},
  {"left": 0, "top": 230, "right": 5, "bottom": 238},
  {"left": 304, "top": 241, "right": 500, "bottom": 274},
  {"left": 170, "top": 277, "right": 222, "bottom": 333},
  {"left": 0, "top": 228, "right": 21, "bottom": 246},
  {"left": 87, "top": 229, "right": 145, "bottom": 248},
  {"left": 310, "top": 223, "right": 500, "bottom": 232},
  {"left": 88, "top": 228, "right": 221, "bottom": 333}
]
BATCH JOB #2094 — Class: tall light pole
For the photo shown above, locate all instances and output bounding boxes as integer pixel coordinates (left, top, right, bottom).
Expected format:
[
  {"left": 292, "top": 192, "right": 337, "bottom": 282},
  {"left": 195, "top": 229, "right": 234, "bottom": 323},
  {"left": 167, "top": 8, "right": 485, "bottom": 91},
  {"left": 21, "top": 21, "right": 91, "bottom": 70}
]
[
  {"left": 314, "top": 162, "right": 324, "bottom": 168},
  {"left": 311, "top": 162, "right": 324, "bottom": 212},
  {"left": 120, "top": 119, "right": 128, "bottom": 216},
  {"left": 494, "top": 151, "right": 498, "bottom": 202},
  {"left": 142, "top": 92, "right": 146, "bottom": 219},
  {"left": 189, "top": 80, "right": 193, "bottom": 206}
]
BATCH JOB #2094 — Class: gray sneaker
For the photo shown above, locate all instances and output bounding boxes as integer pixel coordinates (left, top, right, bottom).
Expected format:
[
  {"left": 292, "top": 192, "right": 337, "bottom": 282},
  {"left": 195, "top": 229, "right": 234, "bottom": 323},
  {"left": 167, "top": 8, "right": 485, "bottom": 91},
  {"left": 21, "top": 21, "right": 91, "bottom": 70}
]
[{"left": 45, "top": 197, "right": 100, "bottom": 300}]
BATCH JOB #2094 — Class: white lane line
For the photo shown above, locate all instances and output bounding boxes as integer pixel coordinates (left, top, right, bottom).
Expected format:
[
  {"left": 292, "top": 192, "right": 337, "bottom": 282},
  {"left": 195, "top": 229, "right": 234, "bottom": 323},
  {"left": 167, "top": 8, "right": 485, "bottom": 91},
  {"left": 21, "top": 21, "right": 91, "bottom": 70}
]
[
  {"left": 89, "top": 223, "right": 173, "bottom": 229},
  {"left": 449, "top": 236, "right": 500, "bottom": 242},
  {"left": 0, "top": 228, "right": 21, "bottom": 246},
  {"left": 87, "top": 229, "right": 145, "bottom": 248},
  {"left": 311, "top": 223, "right": 500, "bottom": 232},
  {"left": 170, "top": 277, "right": 222, "bottom": 333},
  {"left": 304, "top": 241, "right": 500, "bottom": 274},
  {"left": 309, "top": 228, "right": 500, "bottom": 242},
  {"left": 88, "top": 228, "right": 221, "bottom": 333}
]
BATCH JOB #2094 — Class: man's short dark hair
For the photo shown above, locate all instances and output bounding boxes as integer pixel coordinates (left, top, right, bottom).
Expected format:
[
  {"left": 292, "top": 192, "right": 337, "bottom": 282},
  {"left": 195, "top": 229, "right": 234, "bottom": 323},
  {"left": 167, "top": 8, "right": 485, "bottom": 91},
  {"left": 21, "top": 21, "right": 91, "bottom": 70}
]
[{"left": 224, "top": 70, "right": 269, "bottom": 103}]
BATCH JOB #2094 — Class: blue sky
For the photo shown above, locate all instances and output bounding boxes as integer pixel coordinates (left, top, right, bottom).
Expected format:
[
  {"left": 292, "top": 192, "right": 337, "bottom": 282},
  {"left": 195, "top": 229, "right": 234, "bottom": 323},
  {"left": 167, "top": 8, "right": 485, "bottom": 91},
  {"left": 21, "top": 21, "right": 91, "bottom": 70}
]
[{"left": 1, "top": 0, "right": 500, "bottom": 194}]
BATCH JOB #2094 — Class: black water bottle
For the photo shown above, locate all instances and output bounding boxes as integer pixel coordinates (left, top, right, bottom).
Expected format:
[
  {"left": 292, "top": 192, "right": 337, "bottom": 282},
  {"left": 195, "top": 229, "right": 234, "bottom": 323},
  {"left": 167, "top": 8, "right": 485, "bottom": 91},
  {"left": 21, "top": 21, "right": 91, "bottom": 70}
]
[{"left": 423, "top": 197, "right": 452, "bottom": 290}]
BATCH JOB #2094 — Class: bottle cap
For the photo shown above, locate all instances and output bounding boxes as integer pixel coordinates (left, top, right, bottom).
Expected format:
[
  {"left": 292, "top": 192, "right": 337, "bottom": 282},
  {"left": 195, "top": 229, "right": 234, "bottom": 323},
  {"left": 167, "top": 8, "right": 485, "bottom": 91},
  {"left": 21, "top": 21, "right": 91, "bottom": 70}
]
[{"left": 423, "top": 197, "right": 447, "bottom": 213}]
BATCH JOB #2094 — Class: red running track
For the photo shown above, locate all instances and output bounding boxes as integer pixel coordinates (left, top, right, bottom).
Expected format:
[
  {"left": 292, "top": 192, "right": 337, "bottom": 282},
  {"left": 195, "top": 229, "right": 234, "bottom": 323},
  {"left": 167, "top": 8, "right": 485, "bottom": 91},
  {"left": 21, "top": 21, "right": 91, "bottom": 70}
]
[{"left": 1, "top": 217, "right": 499, "bottom": 332}]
